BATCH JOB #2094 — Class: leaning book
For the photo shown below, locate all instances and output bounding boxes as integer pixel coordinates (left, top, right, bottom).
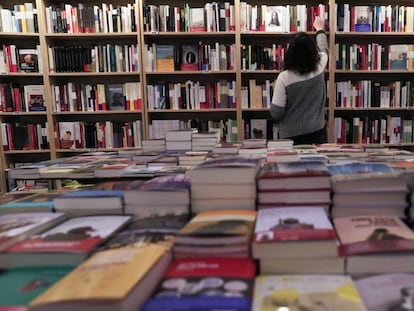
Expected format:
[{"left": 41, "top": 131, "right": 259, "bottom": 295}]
[{"left": 28, "top": 244, "right": 172, "bottom": 311}]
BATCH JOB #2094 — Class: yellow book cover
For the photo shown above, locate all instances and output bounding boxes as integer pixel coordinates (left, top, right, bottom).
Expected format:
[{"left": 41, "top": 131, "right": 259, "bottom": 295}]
[{"left": 29, "top": 244, "right": 172, "bottom": 311}]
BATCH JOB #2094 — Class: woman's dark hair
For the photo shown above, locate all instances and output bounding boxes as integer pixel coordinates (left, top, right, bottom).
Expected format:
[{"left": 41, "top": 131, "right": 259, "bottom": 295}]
[{"left": 283, "top": 32, "right": 320, "bottom": 74}]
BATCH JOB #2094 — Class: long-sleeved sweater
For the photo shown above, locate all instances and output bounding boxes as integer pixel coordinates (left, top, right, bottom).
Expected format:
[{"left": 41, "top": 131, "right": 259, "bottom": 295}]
[{"left": 270, "top": 31, "right": 329, "bottom": 139}]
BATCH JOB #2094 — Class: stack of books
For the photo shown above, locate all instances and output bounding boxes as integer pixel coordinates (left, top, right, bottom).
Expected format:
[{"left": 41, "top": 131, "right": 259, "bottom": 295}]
[
  {"left": 252, "top": 207, "right": 342, "bottom": 274},
  {"left": 178, "top": 151, "right": 208, "bottom": 166},
  {"left": 173, "top": 210, "right": 257, "bottom": 258},
  {"left": 238, "top": 138, "right": 268, "bottom": 156},
  {"left": 256, "top": 161, "right": 332, "bottom": 210},
  {"left": 191, "top": 131, "right": 221, "bottom": 151},
  {"left": 142, "top": 139, "right": 166, "bottom": 152},
  {"left": 188, "top": 155, "right": 262, "bottom": 213},
  {"left": 124, "top": 174, "right": 191, "bottom": 218},
  {"left": 334, "top": 215, "right": 414, "bottom": 276},
  {"left": 328, "top": 162, "right": 409, "bottom": 218},
  {"left": 165, "top": 129, "right": 196, "bottom": 151}
]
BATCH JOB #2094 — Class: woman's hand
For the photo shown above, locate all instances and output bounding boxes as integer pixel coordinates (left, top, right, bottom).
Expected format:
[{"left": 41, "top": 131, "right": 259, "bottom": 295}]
[{"left": 313, "top": 16, "right": 324, "bottom": 31}]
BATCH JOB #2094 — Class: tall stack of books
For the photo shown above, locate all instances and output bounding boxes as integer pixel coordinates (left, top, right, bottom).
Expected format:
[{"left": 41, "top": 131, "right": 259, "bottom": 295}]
[
  {"left": 188, "top": 155, "right": 263, "bottom": 213},
  {"left": 256, "top": 161, "right": 332, "bottom": 211},
  {"left": 328, "top": 162, "right": 409, "bottom": 219},
  {"left": 252, "top": 207, "right": 342, "bottom": 274}
]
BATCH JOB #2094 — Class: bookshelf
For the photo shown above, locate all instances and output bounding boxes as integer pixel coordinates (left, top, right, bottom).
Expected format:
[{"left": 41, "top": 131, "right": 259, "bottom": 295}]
[{"left": 1, "top": 0, "right": 414, "bottom": 192}]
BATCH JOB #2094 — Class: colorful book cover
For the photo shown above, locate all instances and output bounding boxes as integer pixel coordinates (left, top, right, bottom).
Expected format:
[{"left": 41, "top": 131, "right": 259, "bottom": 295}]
[
  {"left": 6, "top": 215, "right": 131, "bottom": 253},
  {"left": 29, "top": 244, "right": 172, "bottom": 310},
  {"left": 252, "top": 274, "right": 367, "bottom": 311},
  {"left": 334, "top": 216, "right": 414, "bottom": 256},
  {"left": 0, "top": 266, "right": 74, "bottom": 307},
  {"left": 139, "top": 174, "right": 191, "bottom": 191},
  {"left": 0, "top": 192, "right": 67, "bottom": 210},
  {"left": 258, "top": 161, "right": 330, "bottom": 178},
  {"left": 142, "top": 257, "right": 256, "bottom": 311},
  {"left": 253, "top": 207, "right": 336, "bottom": 243}
]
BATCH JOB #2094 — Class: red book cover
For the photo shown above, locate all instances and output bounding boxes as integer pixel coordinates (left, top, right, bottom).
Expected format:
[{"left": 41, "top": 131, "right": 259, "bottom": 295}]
[
  {"left": 13, "top": 87, "right": 21, "bottom": 112},
  {"left": 334, "top": 216, "right": 414, "bottom": 256},
  {"left": 6, "top": 215, "right": 131, "bottom": 254},
  {"left": 253, "top": 207, "right": 336, "bottom": 243}
]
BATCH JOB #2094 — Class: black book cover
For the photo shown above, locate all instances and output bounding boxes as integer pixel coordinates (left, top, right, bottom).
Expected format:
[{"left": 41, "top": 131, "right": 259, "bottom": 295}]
[{"left": 105, "top": 84, "right": 126, "bottom": 110}]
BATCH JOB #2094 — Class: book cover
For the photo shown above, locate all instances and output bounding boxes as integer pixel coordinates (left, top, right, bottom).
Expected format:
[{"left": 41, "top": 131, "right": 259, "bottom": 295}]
[
  {"left": 265, "top": 6, "right": 285, "bottom": 32},
  {"left": 0, "top": 266, "right": 74, "bottom": 307},
  {"left": 252, "top": 274, "right": 367, "bottom": 311},
  {"left": 23, "top": 85, "right": 45, "bottom": 112},
  {"left": 249, "top": 119, "right": 267, "bottom": 139},
  {"left": 180, "top": 44, "right": 199, "bottom": 71},
  {"left": 105, "top": 84, "right": 126, "bottom": 110},
  {"left": 142, "top": 257, "right": 256, "bottom": 311},
  {"left": 334, "top": 216, "right": 414, "bottom": 256},
  {"left": 0, "top": 212, "right": 66, "bottom": 252},
  {"left": 18, "top": 49, "right": 38, "bottom": 72},
  {"left": 175, "top": 210, "right": 256, "bottom": 246},
  {"left": 6, "top": 215, "right": 131, "bottom": 254},
  {"left": 189, "top": 8, "right": 205, "bottom": 32},
  {"left": 355, "top": 273, "right": 414, "bottom": 311},
  {"left": 253, "top": 207, "right": 336, "bottom": 243},
  {"left": 389, "top": 44, "right": 408, "bottom": 70},
  {"left": 156, "top": 45, "right": 175, "bottom": 72},
  {"left": 0, "top": 191, "right": 67, "bottom": 212},
  {"left": 354, "top": 6, "right": 372, "bottom": 32},
  {"left": 29, "top": 244, "right": 172, "bottom": 311}
]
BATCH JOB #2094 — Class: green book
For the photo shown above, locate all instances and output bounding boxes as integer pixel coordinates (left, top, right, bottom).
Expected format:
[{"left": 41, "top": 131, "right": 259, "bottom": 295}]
[{"left": 0, "top": 266, "right": 74, "bottom": 306}]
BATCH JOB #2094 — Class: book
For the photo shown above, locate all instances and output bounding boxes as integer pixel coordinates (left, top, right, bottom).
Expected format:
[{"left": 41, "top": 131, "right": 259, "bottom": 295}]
[
  {"left": 354, "top": 6, "right": 372, "bottom": 32},
  {"left": 3, "top": 215, "right": 131, "bottom": 268},
  {"left": 188, "top": 155, "right": 262, "bottom": 184},
  {"left": 0, "top": 212, "right": 66, "bottom": 253},
  {"left": 257, "top": 161, "right": 331, "bottom": 191},
  {"left": 0, "top": 191, "right": 68, "bottom": 214},
  {"left": 142, "top": 257, "right": 256, "bottom": 311},
  {"left": 23, "top": 85, "right": 45, "bottom": 112},
  {"left": 188, "top": 8, "right": 205, "bottom": 32},
  {"left": 18, "top": 49, "right": 38, "bottom": 72},
  {"left": 389, "top": 44, "right": 409, "bottom": 70},
  {"left": 180, "top": 44, "right": 199, "bottom": 71},
  {"left": 105, "top": 84, "right": 126, "bottom": 110},
  {"left": 334, "top": 215, "right": 414, "bottom": 256},
  {"left": 265, "top": 6, "right": 285, "bottom": 32},
  {"left": 28, "top": 244, "right": 172, "bottom": 311},
  {"left": 53, "top": 190, "right": 125, "bottom": 216},
  {"left": 174, "top": 210, "right": 257, "bottom": 246},
  {"left": 155, "top": 45, "right": 175, "bottom": 72},
  {"left": 0, "top": 266, "right": 74, "bottom": 307},
  {"left": 252, "top": 206, "right": 338, "bottom": 259},
  {"left": 252, "top": 274, "right": 367, "bottom": 311},
  {"left": 355, "top": 273, "right": 414, "bottom": 311}
]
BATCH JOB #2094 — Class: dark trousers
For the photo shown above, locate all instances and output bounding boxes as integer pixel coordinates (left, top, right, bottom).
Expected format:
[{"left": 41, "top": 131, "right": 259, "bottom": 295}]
[{"left": 288, "top": 126, "right": 327, "bottom": 145}]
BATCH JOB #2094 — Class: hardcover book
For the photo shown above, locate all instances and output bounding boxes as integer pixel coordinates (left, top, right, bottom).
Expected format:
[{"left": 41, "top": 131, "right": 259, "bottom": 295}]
[
  {"left": 4, "top": 215, "right": 131, "bottom": 268},
  {"left": 0, "top": 266, "right": 74, "bottom": 307},
  {"left": 28, "top": 244, "right": 172, "bottom": 311},
  {"left": 355, "top": 273, "right": 414, "bottom": 311},
  {"left": 252, "top": 206, "right": 337, "bottom": 259},
  {"left": 142, "top": 257, "right": 256, "bottom": 311},
  {"left": 105, "top": 84, "right": 126, "bottom": 110},
  {"left": 252, "top": 274, "right": 367, "bottom": 311},
  {"left": 334, "top": 215, "right": 414, "bottom": 256}
]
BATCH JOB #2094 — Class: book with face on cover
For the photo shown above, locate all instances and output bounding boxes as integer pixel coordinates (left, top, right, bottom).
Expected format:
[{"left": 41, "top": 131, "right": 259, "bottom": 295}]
[{"left": 252, "top": 274, "right": 367, "bottom": 311}]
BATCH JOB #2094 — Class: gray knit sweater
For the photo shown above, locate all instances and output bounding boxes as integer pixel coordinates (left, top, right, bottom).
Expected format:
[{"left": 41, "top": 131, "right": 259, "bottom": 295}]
[{"left": 270, "top": 31, "right": 328, "bottom": 138}]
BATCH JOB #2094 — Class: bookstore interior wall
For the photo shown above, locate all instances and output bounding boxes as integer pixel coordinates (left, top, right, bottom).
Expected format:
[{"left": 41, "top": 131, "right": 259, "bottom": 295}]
[{"left": 1, "top": 0, "right": 414, "bottom": 192}]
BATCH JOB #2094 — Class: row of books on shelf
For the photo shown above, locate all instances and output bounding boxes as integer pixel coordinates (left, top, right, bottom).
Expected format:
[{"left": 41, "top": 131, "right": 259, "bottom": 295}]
[
  {"left": 147, "top": 80, "right": 236, "bottom": 111},
  {"left": 145, "top": 43, "right": 235, "bottom": 73},
  {"left": 44, "top": 3, "right": 137, "bottom": 34},
  {"left": 0, "top": 84, "right": 45, "bottom": 113},
  {"left": 335, "top": 43, "right": 414, "bottom": 71},
  {"left": 143, "top": 2, "right": 235, "bottom": 33},
  {"left": 336, "top": 4, "right": 414, "bottom": 33},
  {"left": 0, "top": 2, "right": 38, "bottom": 33},
  {"left": 336, "top": 80, "right": 414, "bottom": 109},
  {"left": 334, "top": 116, "right": 413, "bottom": 145},
  {"left": 240, "top": 43, "right": 285, "bottom": 71},
  {"left": 49, "top": 44, "right": 140, "bottom": 73},
  {"left": 52, "top": 82, "right": 142, "bottom": 112},
  {"left": 1, "top": 122, "right": 49, "bottom": 151},
  {"left": 240, "top": 3, "right": 328, "bottom": 33},
  {"left": 0, "top": 45, "right": 42, "bottom": 74}
]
